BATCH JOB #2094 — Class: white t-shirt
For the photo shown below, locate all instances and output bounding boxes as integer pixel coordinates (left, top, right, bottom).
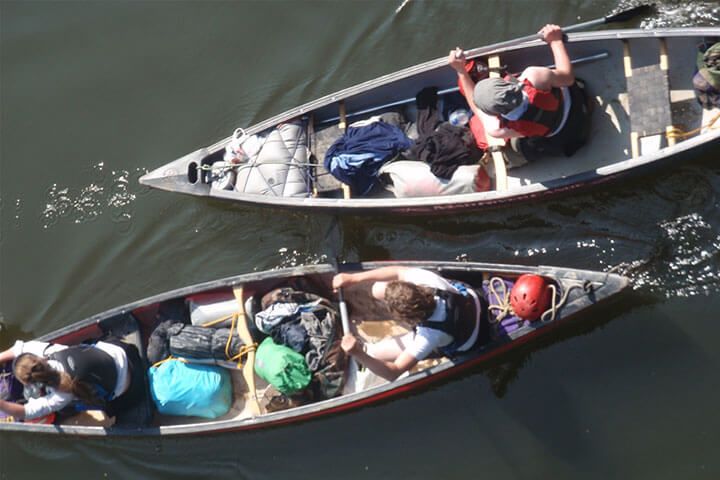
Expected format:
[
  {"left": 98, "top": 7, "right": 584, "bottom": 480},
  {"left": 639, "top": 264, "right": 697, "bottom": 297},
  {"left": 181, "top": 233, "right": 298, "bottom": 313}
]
[
  {"left": 376, "top": 268, "right": 459, "bottom": 361},
  {"left": 11, "top": 340, "right": 129, "bottom": 419}
]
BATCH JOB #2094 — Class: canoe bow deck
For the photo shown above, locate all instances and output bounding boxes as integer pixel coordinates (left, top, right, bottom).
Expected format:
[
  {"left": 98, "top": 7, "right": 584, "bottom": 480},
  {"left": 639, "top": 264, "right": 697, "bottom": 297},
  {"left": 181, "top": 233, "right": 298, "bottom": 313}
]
[
  {"left": 140, "top": 28, "right": 720, "bottom": 214},
  {"left": 0, "top": 261, "right": 628, "bottom": 436}
]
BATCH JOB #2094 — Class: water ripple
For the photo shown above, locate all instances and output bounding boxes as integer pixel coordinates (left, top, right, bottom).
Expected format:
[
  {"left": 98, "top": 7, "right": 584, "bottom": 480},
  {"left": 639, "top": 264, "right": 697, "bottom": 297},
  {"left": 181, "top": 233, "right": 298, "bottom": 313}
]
[
  {"left": 636, "top": 1, "right": 720, "bottom": 28},
  {"left": 275, "top": 247, "right": 329, "bottom": 269},
  {"left": 39, "top": 162, "right": 144, "bottom": 229},
  {"left": 612, "top": 213, "right": 720, "bottom": 298}
]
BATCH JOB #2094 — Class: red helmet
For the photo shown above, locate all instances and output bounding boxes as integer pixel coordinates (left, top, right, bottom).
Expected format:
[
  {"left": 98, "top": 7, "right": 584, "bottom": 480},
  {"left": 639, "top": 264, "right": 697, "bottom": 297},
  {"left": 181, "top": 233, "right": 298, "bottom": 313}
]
[{"left": 510, "top": 274, "right": 552, "bottom": 321}]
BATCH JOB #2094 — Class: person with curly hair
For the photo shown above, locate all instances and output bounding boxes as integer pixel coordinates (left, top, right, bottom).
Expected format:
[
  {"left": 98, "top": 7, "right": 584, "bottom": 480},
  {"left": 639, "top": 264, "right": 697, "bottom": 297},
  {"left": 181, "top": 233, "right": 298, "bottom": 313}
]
[{"left": 332, "top": 266, "right": 484, "bottom": 380}]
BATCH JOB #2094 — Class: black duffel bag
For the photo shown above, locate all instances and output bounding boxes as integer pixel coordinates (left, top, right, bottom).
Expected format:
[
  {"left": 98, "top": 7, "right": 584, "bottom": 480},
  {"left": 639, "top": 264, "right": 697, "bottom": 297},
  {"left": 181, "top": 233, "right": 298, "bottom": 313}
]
[{"left": 168, "top": 324, "right": 243, "bottom": 361}]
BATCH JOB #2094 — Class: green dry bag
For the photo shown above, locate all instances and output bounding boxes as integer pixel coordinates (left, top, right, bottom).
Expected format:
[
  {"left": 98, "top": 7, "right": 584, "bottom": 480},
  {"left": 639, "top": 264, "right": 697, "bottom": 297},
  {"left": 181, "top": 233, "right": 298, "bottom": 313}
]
[{"left": 254, "top": 337, "right": 311, "bottom": 395}]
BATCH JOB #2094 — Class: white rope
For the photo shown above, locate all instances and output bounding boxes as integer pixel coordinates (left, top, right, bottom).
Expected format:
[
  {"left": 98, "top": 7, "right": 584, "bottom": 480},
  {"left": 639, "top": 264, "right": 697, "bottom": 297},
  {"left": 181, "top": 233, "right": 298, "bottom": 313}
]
[
  {"left": 486, "top": 276, "right": 585, "bottom": 324},
  {"left": 539, "top": 283, "right": 584, "bottom": 323}
]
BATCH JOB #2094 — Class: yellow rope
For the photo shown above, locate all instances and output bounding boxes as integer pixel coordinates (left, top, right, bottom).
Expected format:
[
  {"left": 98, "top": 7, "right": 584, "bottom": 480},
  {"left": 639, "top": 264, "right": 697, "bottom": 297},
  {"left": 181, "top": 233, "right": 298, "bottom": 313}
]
[
  {"left": 151, "top": 355, "right": 185, "bottom": 369},
  {"left": 666, "top": 111, "right": 720, "bottom": 139},
  {"left": 201, "top": 314, "right": 234, "bottom": 328},
  {"left": 154, "top": 303, "right": 258, "bottom": 370},
  {"left": 227, "top": 345, "right": 256, "bottom": 369},
  {"left": 222, "top": 313, "right": 257, "bottom": 368},
  {"left": 224, "top": 313, "right": 237, "bottom": 362}
]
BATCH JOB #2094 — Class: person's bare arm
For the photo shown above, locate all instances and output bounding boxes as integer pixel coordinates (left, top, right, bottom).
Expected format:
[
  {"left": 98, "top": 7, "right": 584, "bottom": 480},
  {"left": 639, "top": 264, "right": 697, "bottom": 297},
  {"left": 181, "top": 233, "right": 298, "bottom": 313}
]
[
  {"left": 0, "top": 399, "right": 25, "bottom": 419},
  {"left": 448, "top": 48, "right": 485, "bottom": 119},
  {"left": 332, "top": 266, "right": 410, "bottom": 290},
  {"left": 342, "top": 335, "right": 417, "bottom": 381},
  {"left": 486, "top": 126, "right": 525, "bottom": 139},
  {"left": 525, "top": 24, "right": 574, "bottom": 90},
  {"left": 0, "top": 347, "right": 15, "bottom": 365}
]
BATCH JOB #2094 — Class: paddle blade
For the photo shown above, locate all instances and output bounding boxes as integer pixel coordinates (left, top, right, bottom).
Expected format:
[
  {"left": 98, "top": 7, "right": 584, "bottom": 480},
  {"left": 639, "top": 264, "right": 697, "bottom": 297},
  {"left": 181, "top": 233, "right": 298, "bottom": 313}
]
[{"left": 605, "top": 3, "right": 655, "bottom": 24}]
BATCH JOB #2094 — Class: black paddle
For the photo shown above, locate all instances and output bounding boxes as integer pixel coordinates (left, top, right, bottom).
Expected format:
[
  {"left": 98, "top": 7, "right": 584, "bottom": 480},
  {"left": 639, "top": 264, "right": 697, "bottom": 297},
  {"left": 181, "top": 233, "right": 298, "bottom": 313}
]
[{"left": 468, "top": 3, "right": 655, "bottom": 53}]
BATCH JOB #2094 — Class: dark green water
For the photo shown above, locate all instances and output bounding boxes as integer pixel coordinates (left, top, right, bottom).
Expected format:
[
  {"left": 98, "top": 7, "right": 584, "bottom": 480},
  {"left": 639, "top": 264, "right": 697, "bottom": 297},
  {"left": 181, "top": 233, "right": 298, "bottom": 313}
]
[{"left": 1, "top": 1, "right": 719, "bottom": 478}]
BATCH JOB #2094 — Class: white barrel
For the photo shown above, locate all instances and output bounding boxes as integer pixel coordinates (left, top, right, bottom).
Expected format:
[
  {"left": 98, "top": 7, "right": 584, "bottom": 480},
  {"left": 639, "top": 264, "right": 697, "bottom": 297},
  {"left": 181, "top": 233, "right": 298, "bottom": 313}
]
[{"left": 189, "top": 298, "right": 238, "bottom": 328}]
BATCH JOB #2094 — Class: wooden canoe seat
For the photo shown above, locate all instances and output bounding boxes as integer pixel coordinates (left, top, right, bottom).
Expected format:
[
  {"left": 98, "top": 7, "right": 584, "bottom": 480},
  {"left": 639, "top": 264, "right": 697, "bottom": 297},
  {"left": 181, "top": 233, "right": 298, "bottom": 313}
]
[
  {"left": 624, "top": 39, "right": 675, "bottom": 158},
  {"left": 308, "top": 113, "right": 346, "bottom": 197}
]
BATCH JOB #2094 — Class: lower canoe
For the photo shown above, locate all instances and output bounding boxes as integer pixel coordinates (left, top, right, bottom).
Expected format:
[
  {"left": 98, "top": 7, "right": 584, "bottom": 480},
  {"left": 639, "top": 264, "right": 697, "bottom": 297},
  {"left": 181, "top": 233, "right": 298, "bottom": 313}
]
[{"left": 0, "top": 261, "right": 628, "bottom": 436}]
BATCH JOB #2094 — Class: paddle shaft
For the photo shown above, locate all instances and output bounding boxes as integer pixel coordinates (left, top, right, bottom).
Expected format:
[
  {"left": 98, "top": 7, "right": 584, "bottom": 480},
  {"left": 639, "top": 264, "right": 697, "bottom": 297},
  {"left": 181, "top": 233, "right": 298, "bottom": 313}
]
[{"left": 338, "top": 287, "right": 351, "bottom": 335}]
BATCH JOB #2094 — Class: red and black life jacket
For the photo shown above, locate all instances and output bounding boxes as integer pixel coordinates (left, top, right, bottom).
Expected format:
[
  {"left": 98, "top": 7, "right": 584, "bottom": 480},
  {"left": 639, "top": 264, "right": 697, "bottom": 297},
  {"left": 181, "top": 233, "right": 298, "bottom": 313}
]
[{"left": 503, "top": 79, "right": 565, "bottom": 138}]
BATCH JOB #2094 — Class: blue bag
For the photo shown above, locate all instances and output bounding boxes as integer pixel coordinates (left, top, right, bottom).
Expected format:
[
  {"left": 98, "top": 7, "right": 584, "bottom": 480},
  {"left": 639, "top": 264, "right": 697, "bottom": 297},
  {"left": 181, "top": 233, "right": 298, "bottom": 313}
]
[{"left": 148, "top": 360, "right": 232, "bottom": 419}]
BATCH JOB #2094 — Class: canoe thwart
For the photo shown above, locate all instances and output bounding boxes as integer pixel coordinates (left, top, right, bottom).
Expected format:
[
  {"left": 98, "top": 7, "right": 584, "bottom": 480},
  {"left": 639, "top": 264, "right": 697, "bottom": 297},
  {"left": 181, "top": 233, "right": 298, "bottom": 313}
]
[
  {"left": 232, "top": 286, "right": 262, "bottom": 416},
  {"left": 487, "top": 55, "right": 502, "bottom": 76},
  {"left": 338, "top": 101, "right": 347, "bottom": 131},
  {"left": 483, "top": 55, "right": 509, "bottom": 191}
]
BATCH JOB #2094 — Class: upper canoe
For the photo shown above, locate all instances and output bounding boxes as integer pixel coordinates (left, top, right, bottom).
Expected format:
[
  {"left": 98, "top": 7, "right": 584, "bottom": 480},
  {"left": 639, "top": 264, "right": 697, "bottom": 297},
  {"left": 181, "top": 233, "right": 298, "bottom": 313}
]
[
  {"left": 0, "top": 261, "right": 628, "bottom": 437},
  {"left": 139, "top": 28, "right": 720, "bottom": 214}
]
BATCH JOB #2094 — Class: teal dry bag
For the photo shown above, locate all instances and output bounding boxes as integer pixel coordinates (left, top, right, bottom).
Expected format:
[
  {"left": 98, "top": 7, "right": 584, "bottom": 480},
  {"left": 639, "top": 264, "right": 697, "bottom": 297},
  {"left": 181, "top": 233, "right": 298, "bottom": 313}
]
[{"left": 149, "top": 360, "right": 232, "bottom": 419}]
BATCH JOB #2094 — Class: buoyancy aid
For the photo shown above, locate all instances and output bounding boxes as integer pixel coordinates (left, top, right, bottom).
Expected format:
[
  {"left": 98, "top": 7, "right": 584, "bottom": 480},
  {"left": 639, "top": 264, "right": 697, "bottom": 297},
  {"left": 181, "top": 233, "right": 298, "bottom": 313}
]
[
  {"left": 503, "top": 79, "right": 566, "bottom": 138},
  {"left": 418, "top": 281, "right": 482, "bottom": 354},
  {"left": 49, "top": 345, "right": 118, "bottom": 402}
]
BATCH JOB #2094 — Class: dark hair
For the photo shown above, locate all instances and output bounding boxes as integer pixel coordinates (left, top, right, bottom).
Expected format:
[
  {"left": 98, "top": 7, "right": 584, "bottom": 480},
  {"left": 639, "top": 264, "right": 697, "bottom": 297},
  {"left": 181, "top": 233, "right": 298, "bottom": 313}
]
[
  {"left": 13, "top": 353, "right": 101, "bottom": 406},
  {"left": 384, "top": 281, "right": 436, "bottom": 323}
]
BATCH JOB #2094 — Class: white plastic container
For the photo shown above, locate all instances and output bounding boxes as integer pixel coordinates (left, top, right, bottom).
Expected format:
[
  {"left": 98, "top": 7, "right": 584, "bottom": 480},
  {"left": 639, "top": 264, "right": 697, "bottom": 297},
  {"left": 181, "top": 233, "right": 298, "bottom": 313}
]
[
  {"left": 188, "top": 296, "right": 238, "bottom": 328},
  {"left": 449, "top": 108, "right": 470, "bottom": 127}
]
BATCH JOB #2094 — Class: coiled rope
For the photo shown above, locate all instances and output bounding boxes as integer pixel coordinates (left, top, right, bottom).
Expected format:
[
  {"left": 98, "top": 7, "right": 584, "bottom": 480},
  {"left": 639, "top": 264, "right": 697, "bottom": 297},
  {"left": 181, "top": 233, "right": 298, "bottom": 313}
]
[
  {"left": 486, "top": 277, "right": 513, "bottom": 323},
  {"left": 224, "top": 313, "right": 256, "bottom": 369},
  {"left": 666, "top": 111, "right": 720, "bottom": 140},
  {"left": 485, "top": 276, "right": 588, "bottom": 324}
]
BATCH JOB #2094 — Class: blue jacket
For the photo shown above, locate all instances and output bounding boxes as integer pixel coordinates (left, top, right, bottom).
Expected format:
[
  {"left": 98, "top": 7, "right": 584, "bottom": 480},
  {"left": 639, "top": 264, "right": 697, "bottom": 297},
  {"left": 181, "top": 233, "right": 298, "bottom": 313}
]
[{"left": 325, "top": 122, "right": 411, "bottom": 195}]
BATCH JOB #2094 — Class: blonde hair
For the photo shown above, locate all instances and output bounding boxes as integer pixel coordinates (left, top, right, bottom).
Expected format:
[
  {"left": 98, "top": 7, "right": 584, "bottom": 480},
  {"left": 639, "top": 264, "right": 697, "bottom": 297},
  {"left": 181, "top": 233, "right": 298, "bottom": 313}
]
[{"left": 13, "top": 353, "right": 100, "bottom": 406}]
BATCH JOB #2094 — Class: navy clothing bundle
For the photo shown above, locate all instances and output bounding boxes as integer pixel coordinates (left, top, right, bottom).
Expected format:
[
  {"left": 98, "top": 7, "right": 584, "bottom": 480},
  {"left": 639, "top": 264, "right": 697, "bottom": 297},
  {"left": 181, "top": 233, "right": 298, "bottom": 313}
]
[{"left": 324, "top": 122, "right": 412, "bottom": 195}]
